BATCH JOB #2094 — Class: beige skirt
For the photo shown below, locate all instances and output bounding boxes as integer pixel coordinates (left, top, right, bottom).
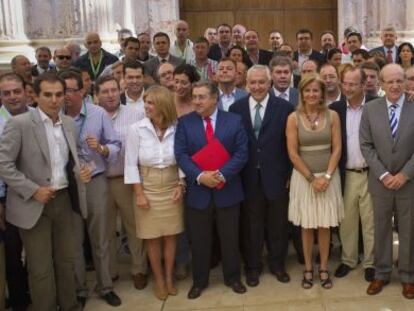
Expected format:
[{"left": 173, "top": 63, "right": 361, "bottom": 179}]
[
  {"left": 134, "top": 165, "right": 184, "bottom": 239},
  {"left": 288, "top": 169, "right": 344, "bottom": 229}
]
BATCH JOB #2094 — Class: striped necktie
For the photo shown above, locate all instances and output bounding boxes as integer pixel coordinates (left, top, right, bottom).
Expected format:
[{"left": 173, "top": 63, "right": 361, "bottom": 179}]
[{"left": 389, "top": 104, "right": 398, "bottom": 139}]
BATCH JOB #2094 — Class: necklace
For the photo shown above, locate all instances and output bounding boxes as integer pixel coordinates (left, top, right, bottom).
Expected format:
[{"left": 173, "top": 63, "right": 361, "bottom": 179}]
[{"left": 305, "top": 111, "right": 320, "bottom": 130}]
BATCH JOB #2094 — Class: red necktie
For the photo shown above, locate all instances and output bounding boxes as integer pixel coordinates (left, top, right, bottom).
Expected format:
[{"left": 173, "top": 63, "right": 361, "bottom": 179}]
[
  {"left": 386, "top": 49, "right": 393, "bottom": 63},
  {"left": 204, "top": 116, "right": 214, "bottom": 143}
]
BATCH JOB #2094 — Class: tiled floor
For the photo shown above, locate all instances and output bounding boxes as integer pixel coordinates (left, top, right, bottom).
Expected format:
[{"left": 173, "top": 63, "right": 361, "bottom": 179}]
[{"left": 84, "top": 242, "right": 414, "bottom": 311}]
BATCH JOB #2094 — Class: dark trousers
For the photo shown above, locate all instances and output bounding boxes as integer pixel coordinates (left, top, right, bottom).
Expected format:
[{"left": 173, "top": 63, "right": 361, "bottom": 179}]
[
  {"left": 242, "top": 176, "right": 289, "bottom": 273},
  {"left": 5, "top": 222, "right": 30, "bottom": 309},
  {"left": 186, "top": 203, "right": 241, "bottom": 288}
]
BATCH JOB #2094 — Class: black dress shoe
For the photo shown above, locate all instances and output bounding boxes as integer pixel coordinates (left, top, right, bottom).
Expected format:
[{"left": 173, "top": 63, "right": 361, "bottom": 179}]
[
  {"left": 246, "top": 271, "right": 260, "bottom": 287},
  {"left": 101, "top": 291, "right": 121, "bottom": 306},
  {"left": 272, "top": 270, "right": 290, "bottom": 283},
  {"left": 77, "top": 296, "right": 87, "bottom": 309},
  {"left": 187, "top": 286, "right": 204, "bottom": 299},
  {"left": 364, "top": 267, "right": 375, "bottom": 282},
  {"left": 334, "top": 263, "right": 352, "bottom": 278},
  {"left": 226, "top": 281, "right": 247, "bottom": 294}
]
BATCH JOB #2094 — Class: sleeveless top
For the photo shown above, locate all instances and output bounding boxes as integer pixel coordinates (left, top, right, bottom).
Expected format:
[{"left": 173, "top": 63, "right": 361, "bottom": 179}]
[{"left": 297, "top": 110, "right": 332, "bottom": 173}]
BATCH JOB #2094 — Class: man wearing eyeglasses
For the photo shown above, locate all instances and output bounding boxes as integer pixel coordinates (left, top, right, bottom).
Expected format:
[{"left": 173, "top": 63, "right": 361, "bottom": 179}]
[{"left": 53, "top": 47, "right": 73, "bottom": 72}]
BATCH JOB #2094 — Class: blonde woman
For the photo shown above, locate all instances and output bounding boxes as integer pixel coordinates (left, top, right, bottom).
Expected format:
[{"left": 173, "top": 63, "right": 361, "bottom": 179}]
[
  {"left": 286, "top": 74, "right": 344, "bottom": 289},
  {"left": 125, "top": 85, "right": 185, "bottom": 300}
]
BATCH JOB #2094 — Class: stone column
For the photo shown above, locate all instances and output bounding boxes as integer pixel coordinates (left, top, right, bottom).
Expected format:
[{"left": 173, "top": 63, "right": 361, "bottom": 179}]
[{"left": 0, "top": 0, "right": 28, "bottom": 41}]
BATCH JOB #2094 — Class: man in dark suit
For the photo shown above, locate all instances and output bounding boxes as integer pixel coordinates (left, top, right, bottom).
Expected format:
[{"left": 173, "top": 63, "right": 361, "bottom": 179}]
[
  {"left": 31, "top": 46, "right": 54, "bottom": 77},
  {"left": 244, "top": 30, "right": 273, "bottom": 68},
  {"left": 73, "top": 32, "right": 118, "bottom": 81},
  {"left": 293, "top": 28, "right": 325, "bottom": 69},
  {"left": 370, "top": 26, "right": 398, "bottom": 64},
  {"left": 143, "top": 32, "right": 184, "bottom": 81},
  {"left": 269, "top": 56, "right": 299, "bottom": 107},
  {"left": 175, "top": 81, "right": 248, "bottom": 299},
  {"left": 230, "top": 65, "right": 294, "bottom": 287},
  {"left": 0, "top": 73, "right": 90, "bottom": 311},
  {"left": 330, "top": 66, "right": 376, "bottom": 283},
  {"left": 217, "top": 57, "right": 248, "bottom": 111},
  {"left": 360, "top": 64, "right": 414, "bottom": 299},
  {"left": 208, "top": 23, "right": 233, "bottom": 61}
]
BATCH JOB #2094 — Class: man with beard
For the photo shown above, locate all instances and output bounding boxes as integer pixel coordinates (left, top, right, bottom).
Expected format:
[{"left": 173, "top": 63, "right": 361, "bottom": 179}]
[
  {"left": 293, "top": 28, "right": 325, "bottom": 69},
  {"left": 269, "top": 30, "right": 284, "bottom": 53},
  {"left": 32, "top": 47, "right": 54, "bottom": 77},
  {"left": 232, "top": 24, "right": 246, "bottom": 48},
  {"left": 320, "top": 31, "right": 337, "bottom": 62}
]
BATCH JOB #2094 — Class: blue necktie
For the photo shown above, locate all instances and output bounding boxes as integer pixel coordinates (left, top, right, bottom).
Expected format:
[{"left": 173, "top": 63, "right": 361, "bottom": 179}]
[{"left": 389, "top": 104, "right": 398, "bottom": 139}]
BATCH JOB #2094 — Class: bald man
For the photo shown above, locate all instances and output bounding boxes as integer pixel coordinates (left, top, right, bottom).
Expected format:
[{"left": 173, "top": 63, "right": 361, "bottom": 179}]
[
  {"left": 170, "top": 20, "right": 194, "bottom": 63},
  {"left": 232, "top": 24, "right": 246, "bottom": 48},
  {"left": 65, "top": 41, "right": 82, "bottom": 62},
  {"left": 53, "top": 47, "right": 73, "bottom": 72},
  {"left": 73, "top": 32, "right": 118, "bottom": 81},
  {"left": 11, "top": 55, "right": 32, "bottom": 83}
]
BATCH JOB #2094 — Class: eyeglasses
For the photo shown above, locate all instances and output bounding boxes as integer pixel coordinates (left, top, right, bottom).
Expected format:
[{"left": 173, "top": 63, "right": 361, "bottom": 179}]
[{"left": 56, "top": 55, "right": 72, "bottom": 60}]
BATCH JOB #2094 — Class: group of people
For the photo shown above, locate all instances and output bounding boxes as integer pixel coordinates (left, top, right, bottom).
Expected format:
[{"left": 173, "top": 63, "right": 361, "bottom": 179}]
[{"left": 0, "top": 19, "right": 414, "bottom": 311}]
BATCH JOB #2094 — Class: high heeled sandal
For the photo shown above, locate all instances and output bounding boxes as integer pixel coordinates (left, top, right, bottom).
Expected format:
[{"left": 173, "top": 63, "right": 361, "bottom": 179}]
[
  {"left": 301, "top": 270, "right": 314, "bottom": 289},
  {"left": 319, "top": 269, "right": 333, "bottom": 289}
]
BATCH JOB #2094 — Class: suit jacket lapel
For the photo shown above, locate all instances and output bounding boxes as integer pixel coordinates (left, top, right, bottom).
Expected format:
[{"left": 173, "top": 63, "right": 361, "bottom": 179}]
[
  {"left": 261, "top": 96, "right": 274, "bottom": 131},
  {"left": 61, "top": 117, "right": 78, "bottom": 165},
  {"left": 379, "top": 98, "right": 394, "bottom": 143},
  {"left": 31, "top": 110, "right": 51, "bottom": 163},
  {"left": 394, "top": 99, "right": 410, "bottom": 145},
  {"left": 214, "top": 110, "right": 226, "bottom": 141},
  {"left": 241, "top": 98, "right": 255, "bottom": 139}
]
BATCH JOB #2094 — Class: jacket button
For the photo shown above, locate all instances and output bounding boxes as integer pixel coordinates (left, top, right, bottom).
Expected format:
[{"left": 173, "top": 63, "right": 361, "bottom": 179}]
[{"left": 46, "top": 178, "right": 51, "bottom": 182}]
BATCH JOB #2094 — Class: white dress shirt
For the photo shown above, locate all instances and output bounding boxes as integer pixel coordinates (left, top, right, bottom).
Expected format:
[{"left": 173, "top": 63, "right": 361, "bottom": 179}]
[
  {"left": 38, "top": 108, "right": 69, "bottom": 189},
  {"left": 125, "top": 90, "right": 145, "bottom": 115},
  {"left": 272, "top": 87, "right": 290, "bottom": 102},
  {"left": 124, "top": 117, "right": 183, "bottom": 184},
  {"left": 249, "top": 94, "right": 269, "bottom": 125},
  {"left": 346, "top": 98, "right": 367, "bottom": 169},
  {"left": 219, "top": 89, "right": 236, "bottom": 112},
  {"left": 170, "top": 39, "right": 194, "bottom": 62}
]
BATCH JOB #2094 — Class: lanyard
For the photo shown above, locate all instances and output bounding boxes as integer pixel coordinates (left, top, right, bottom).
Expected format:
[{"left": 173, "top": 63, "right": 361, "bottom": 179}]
[
  {"left": 89, "top": 50, "right": 103, "bottom": 79},
  {"left": 0, "top": 107, "right": 10, "bottom": 122}
]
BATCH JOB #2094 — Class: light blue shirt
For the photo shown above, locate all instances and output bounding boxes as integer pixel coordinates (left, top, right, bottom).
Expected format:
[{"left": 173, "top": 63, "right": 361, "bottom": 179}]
[{"left": 386, "top": 94, "right": 404, "bottom": 121}]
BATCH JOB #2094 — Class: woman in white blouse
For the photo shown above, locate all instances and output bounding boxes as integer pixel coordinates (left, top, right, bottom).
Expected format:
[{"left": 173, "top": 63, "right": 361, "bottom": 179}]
[{"left": 125, "top": 85, "right": 185, "bottom": 300}]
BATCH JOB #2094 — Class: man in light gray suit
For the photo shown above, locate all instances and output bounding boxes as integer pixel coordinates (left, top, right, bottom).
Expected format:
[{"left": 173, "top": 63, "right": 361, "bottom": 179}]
[
  {"left": 269, "top": 56, "right": 299, "bottom": 107},
  {"left": 360, "top": 64, "right": 414, "bottom": 299},
  {"left": 144, "top": 32, "right": 184, "bottom": 81},
  {"left": 0, "top": 73, "right": 90, "bottom": 310}
]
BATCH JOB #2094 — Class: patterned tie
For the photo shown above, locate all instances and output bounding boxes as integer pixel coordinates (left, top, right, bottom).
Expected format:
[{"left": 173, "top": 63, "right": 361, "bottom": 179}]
[
  {"left": 253, "top": 102, "right": 262, "bottom": 138},
  {"left": 386, "top": 49, "right": 393, "bottom": 64},
  {"left": 204, "top": 116, "right": 214, "bottom": 142},
  {"left": 389, "top": 104, "right": 398, "bottom": 139}
]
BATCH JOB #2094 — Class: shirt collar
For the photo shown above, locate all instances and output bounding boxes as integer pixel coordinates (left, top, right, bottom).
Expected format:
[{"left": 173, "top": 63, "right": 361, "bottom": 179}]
[
  {"left": 37, "top": 107, "right": 63, "bottom": 125},
  {"left": 157, "top": 55, "right": 170, "bottom": 63},
  {"left": 219, "top": 88, "right": 236, "bottom": 98},
  {"left": 346, "top": 95, "right": 366, "bottom": 109},
  {"left": 204, "top": 108, "right": 218, "bottom": 122},
  {"left": 272, "top": 86, "right": 289, "bottom": 97},
  {"left": 249, "top": 93, "right": 269, "bottom": 110},
  {"left": 125, "top": 90, "right": 144, "bottom": 103},
  {"left": 386, "top": 94, "right": 405, "bottom": 108},
  {"left": 299, "top": 49, "right": 313, "bottom": 57},
  {"left": 0, "top": 105, "right": 11, "bottom": 119}
]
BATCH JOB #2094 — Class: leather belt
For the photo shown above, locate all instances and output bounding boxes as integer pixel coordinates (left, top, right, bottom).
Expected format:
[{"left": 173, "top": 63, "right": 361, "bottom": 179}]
[{"left": 346, "top": 167, "right": 368, "bottom": 173}]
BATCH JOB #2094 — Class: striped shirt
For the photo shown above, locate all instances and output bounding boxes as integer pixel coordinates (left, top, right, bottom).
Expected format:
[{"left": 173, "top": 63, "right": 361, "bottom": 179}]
[
  {"left": 72, "top": 101, "right": 121, "bottom": 176},
  {"left": 106, "top": 105, "right": 145, "bottom": 177}
]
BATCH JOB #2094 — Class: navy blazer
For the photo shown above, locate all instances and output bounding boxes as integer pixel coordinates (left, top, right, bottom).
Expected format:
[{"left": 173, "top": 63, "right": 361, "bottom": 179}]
[
  {"left": 229, "top": 93, "right": 294, "bottom": 199},
  {"left": 218, "top": 88, "right": 249, "bottom": 111},
  {"left": 73, "top": 48, "right": 118, "bottom": 81},
  {"left": 245, "top": 49, "right": 274, "bottom": 68},
  {"left": 174, "top": 110, "right": 248, "bottom": 209},
  {"left": 293, "top": 50, "right": 325, "bottom": 67},
  {"left": 270, "top": 87, "right": 299, "bottom": 107},
  {"left": 208, "top": 44, "right": 224, "bottom": 61}
]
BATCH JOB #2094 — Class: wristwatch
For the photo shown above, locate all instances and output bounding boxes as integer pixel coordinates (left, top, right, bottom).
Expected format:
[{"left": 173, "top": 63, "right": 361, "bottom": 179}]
[{"left": 324, "top": 173, "right": 332, "bottom": 180}]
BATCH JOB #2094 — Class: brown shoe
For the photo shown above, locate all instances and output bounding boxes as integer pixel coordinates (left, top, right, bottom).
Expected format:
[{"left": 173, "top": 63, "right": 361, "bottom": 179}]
[
  {"left": 132, "top": 273, "right": 148, "bottom": 290},
  {"left": 402, "top": 283, "right": 414, "bottom": 299},
  {"left": 367, "top": 279, "right": 390, "bottom": 295}
]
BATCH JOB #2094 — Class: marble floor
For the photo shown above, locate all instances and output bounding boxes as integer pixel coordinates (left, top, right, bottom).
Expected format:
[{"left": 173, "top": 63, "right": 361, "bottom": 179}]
[{"left": 84, "top": 242, "right": 414, "bottom": 311}]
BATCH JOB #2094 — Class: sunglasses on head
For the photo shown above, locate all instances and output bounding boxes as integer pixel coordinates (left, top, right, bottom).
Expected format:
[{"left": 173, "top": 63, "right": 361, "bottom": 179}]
[{"left": 56, "top": 55, "right": 71, "bottom": 60}]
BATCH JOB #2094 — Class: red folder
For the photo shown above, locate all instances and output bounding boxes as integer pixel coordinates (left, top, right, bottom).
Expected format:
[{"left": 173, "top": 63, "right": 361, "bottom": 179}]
[{"left": 191, "top": 138, "right": 230, "bottom": 189}]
